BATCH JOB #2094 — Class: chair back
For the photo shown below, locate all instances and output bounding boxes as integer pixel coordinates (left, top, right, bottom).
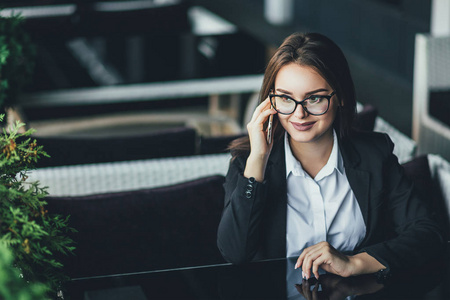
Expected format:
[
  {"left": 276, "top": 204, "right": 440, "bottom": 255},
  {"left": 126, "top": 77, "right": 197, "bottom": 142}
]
[
  {"left": 46, "top": 175, "right": 226, "bottom": 278},
  {"left": 35, "top": 127, "right": 197, "bottom": 167}
]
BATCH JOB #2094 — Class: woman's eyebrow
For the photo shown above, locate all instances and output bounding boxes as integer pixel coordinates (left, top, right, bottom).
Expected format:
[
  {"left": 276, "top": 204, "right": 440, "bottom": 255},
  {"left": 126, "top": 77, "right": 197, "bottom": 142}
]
[
  {"left": 275, "top": 88, "right": 293, "bottom": 95},
  {"left": 305, "top": 88, "right": 329, "bottom": 95},
  {"left": 275, "top": 88, "right": 330, "bottom": 96}
]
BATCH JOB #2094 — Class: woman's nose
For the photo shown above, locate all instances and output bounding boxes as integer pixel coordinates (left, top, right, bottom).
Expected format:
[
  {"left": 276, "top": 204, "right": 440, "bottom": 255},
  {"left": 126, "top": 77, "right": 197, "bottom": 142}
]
[{"left": 292, "top": 103, "right": 308, "bottom": 119}]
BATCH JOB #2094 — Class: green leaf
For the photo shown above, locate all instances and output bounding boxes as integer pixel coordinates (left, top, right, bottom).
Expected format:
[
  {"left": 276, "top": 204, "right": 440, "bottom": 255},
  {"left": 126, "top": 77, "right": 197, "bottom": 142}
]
[{"left": 0, "top": 106, "right": 76, "bottom": 296}]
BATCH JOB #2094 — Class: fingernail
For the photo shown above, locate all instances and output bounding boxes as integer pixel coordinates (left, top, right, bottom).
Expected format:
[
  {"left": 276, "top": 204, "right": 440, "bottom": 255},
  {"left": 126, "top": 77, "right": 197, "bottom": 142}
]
[
  {"left": 295, "top": 262, "right": 299, "bottom": 269},
  {"left": 302, "top": 271, "right": 304, "bottom": 278}
]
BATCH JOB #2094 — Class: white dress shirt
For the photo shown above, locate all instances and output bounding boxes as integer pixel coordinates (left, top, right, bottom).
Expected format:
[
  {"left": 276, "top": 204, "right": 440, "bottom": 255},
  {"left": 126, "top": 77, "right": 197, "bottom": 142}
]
[{"left": 285, "top": 131, "right": 366, "bottom": 258}]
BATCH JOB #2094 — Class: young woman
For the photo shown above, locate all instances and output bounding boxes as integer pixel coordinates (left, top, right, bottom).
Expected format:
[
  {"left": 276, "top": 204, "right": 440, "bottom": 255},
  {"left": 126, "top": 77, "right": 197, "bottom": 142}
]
[{"left": 217, "top": 32, "right": 444, "bottom": 280}]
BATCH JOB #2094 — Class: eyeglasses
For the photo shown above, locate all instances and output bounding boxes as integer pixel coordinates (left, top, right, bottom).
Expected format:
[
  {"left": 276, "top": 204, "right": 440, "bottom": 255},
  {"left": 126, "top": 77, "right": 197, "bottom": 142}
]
[{"left": 269, "top": 91, "right": 336, "bottom": 116}]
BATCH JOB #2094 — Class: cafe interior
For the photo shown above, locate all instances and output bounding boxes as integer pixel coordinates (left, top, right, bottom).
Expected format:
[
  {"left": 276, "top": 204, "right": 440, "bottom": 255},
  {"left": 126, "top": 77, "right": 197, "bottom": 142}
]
[{"left": 1, "top": 0, "right": 449, "bottom": 299}]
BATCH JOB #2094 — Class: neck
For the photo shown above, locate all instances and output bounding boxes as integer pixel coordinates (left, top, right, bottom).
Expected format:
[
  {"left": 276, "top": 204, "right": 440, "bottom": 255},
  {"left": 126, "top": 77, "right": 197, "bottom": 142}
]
[{"left": 289, "top": 130, "right": 334, "bottom": 178}]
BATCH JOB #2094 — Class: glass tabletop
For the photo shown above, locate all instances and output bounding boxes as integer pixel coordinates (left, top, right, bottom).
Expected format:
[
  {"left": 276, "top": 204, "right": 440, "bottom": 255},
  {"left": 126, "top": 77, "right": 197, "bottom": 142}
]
[{"left": 67, "top": 251, "right": 449, "bottom": 300}]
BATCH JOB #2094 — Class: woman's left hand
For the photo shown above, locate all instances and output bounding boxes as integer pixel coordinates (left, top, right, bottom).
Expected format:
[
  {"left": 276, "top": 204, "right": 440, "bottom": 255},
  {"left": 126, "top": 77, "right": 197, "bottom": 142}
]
[{"left": 295, "top": 241, "right": 355, "bottom": 279}]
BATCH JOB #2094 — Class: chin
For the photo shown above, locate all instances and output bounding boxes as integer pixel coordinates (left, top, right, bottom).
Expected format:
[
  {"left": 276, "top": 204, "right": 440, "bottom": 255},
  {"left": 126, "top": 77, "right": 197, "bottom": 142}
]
[
  {"left": 288, "top": 133, "right": 319, "bottom": 144},
  {"left": 287, "top": 125, "right": 333, "bottom": 144}
]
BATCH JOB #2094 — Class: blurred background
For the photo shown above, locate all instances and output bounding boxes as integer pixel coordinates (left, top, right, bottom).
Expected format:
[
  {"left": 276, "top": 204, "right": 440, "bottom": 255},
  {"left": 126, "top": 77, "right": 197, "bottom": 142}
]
[
  {"left": 1, "top": 0, "right": 449, "bottom": 159},
  {"left": 2, "top": 1, "right": 450, "bottom": 293}
]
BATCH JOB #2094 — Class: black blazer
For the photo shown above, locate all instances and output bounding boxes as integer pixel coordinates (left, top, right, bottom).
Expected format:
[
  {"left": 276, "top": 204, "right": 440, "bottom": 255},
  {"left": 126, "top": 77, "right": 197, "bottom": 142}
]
[{"left": 217, "top": 131, "right": 444, "bottom": 276}]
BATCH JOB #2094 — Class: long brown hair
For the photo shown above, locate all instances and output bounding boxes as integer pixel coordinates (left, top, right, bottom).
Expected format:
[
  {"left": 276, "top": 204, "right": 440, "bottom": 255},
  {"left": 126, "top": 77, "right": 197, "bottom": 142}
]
[{"left": 229, "top": 32, "right": 356, "bottom": 158}]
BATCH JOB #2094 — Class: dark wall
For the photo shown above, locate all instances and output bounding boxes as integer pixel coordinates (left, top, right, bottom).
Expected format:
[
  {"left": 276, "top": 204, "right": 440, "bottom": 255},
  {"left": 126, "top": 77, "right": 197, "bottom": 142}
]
[
  {"left": 198, "top": 0, "right": 433, "bottom": 136},
  {"left": 292, "top": 0, "right": 430, "bottom": 83}
]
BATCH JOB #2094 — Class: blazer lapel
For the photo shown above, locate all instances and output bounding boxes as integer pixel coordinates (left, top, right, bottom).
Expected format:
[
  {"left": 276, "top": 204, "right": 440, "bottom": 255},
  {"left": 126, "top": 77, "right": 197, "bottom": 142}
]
[
  {"left": 345, "top": 168, "right": 370, "bottom": 226},
  {"left": 264, "top": 140, "right": 288, "bottom": 258},
  {"left": 339, "top": 137, "right": 371, "bottom": 228}
]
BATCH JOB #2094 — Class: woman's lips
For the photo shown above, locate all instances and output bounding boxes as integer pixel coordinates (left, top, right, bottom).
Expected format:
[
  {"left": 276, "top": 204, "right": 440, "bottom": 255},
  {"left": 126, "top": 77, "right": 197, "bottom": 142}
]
[{"left": 291, "top": 121, "right": 315, "bottom": 131}]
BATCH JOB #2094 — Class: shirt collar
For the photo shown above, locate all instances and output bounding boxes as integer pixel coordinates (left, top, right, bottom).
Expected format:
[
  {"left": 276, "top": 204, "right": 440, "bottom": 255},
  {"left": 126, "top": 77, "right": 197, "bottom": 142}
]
[
  {"left": 284, "top": 132, "right": 306, "bottom": 178},
  {"left": 316, "top": 130, "right": 344, "bottom": 180},
  {"left": 284, "top": 130, "right": 344, "bottom": 180}
]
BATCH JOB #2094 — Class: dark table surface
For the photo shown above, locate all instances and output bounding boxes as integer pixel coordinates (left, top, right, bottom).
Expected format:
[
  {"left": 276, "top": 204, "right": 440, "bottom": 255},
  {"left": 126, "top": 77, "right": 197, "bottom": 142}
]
[{"left": 67, "top": 248, "right": 449, "bottom": 300}]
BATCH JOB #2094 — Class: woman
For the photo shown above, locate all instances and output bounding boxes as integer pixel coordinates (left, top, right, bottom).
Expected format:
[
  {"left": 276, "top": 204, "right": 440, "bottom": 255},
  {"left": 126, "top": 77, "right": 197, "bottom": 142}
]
[{"left": 217, "top": 32, "right": 444, "bottom": 281}]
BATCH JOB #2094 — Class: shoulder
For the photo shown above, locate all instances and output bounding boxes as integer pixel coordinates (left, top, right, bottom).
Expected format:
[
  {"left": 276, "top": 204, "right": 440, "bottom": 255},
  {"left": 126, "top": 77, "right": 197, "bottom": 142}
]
[
  {"left": 229, "top": 138, "right": 285, "bottom": 172},
  {"left": 231, "top": 151, "right": 250, "bottom": 169},
  {"left": 347, "top": 130, "right": 393, "bottom": 152},
  {"left": 340, "top": 131, "right": 395, "bottom": 165}
]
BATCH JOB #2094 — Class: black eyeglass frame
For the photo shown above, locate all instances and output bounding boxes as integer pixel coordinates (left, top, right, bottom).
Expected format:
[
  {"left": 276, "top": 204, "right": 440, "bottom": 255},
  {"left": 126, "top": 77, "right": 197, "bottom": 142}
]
[{"left": 269, "top": 91, "right": 336, "bottom": 116}]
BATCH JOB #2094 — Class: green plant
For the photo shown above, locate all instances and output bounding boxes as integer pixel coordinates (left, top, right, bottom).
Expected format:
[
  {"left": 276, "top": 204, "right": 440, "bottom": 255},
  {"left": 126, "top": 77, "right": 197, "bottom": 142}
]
[
  {"left": 0, "top": 12, "right": 35, "bottom": 113},
  {"left": 0, "top": 114, "right": 75, "bottom": 297},
  {"left": 0, "top": 242, "right": 48, "bottom": 300}
]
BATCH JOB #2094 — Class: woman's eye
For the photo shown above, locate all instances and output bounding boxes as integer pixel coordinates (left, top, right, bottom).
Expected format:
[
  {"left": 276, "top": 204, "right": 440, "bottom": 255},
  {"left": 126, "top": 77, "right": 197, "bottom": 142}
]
[{"left": 309, "top": 96, "right": 323, "bottom": 103}]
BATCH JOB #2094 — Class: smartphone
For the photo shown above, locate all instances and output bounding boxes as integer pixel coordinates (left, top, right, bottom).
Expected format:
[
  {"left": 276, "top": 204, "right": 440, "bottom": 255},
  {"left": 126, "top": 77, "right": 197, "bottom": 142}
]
[
  {"left": 267, "top": 92, "right": 275, "bottom": 145},
  {"left": 266, "top": 114, "right": 273, "bottom": 144}
]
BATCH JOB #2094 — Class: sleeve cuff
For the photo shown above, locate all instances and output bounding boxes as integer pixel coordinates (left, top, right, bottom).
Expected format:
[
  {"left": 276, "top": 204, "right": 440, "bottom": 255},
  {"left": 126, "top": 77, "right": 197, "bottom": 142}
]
[
  {"left": 357, "top": 248, "right": 392, "bottom": 280},
  {"left": 237, "top": 173, "right": 267, "bottom": 201}
]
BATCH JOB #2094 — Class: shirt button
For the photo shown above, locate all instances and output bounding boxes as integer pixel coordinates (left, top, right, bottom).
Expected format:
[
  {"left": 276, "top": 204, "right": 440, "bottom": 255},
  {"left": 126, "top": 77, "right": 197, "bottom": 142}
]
[
  {"left": 245, "top": 190, "right": 252, "bottom": 198},
  {"left": 246, "top": 184, "right": 253, "bottom": 191}
]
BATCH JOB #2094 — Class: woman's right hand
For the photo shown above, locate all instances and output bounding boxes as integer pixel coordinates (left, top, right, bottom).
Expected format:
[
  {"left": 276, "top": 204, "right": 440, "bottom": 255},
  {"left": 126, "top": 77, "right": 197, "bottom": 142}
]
[{"left": 243, "top": 97, "right": 277, "bottom": 182}]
